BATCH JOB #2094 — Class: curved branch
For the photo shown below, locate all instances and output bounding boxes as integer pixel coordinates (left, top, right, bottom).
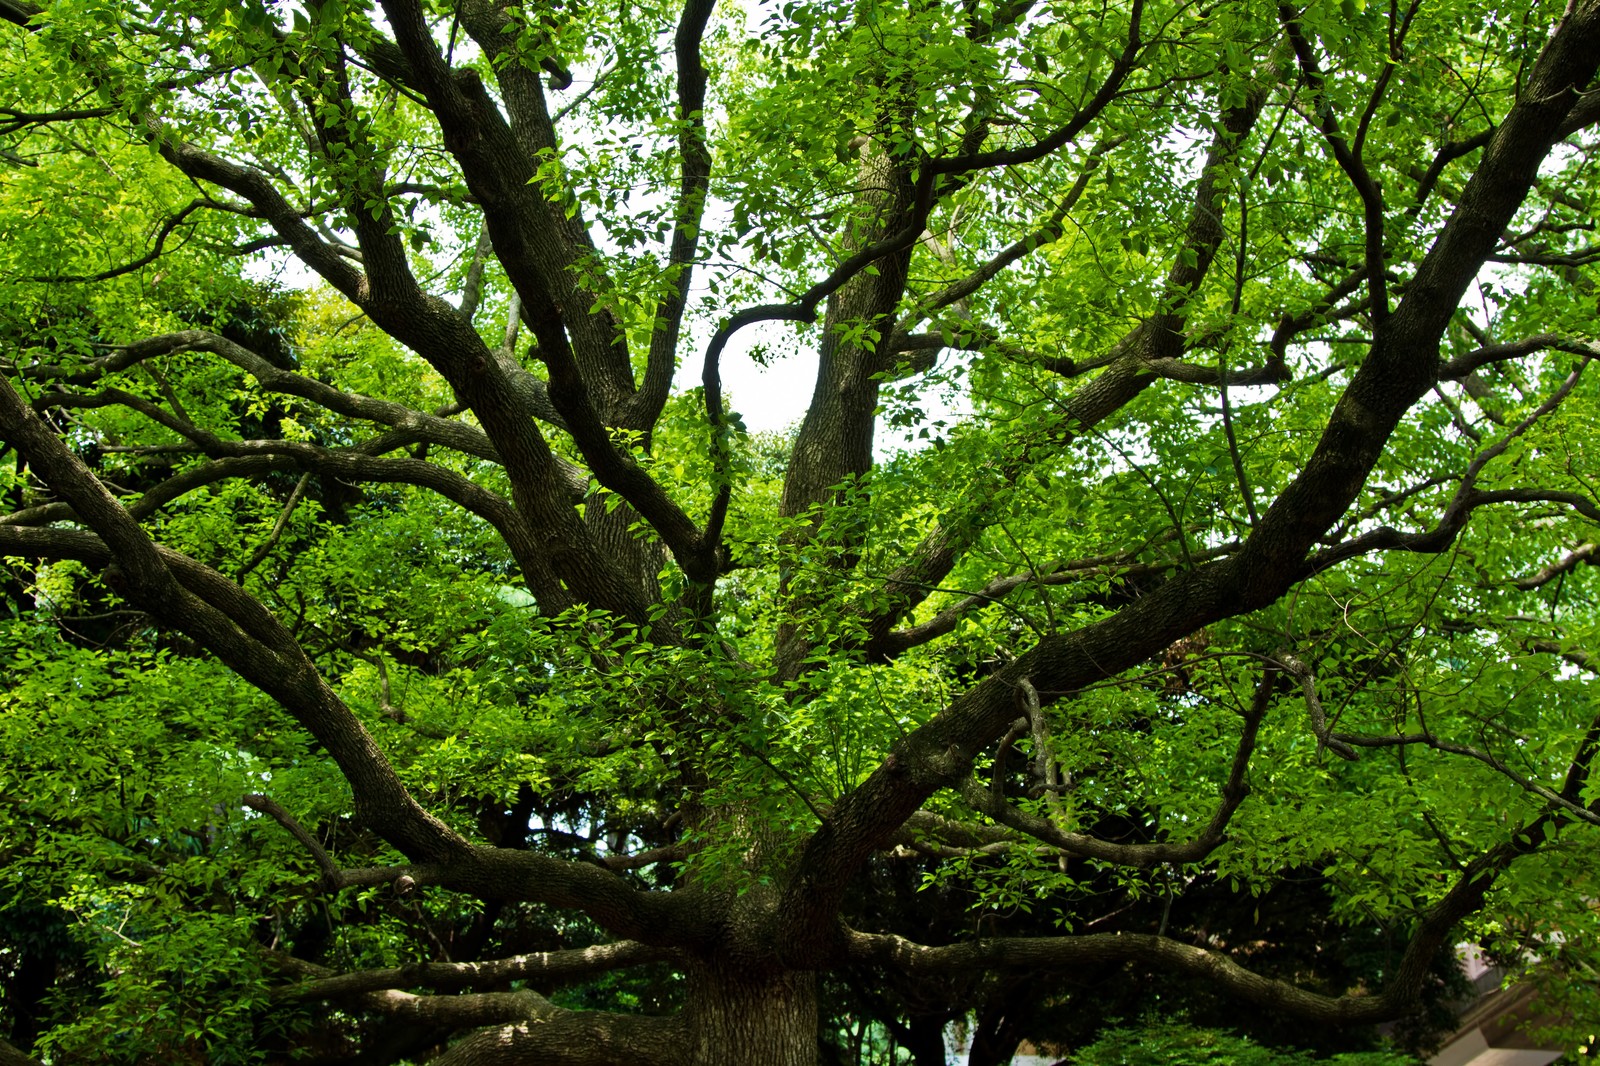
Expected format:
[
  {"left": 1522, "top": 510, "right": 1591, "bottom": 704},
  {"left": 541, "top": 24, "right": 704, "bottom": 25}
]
[
  {"left": 25, "top": 199, "right": 214, "bottom": 283},
  {"left": 0, "top": 516, "right": 710, "bottom": 940},
  {"left": 848, "top": 927, "right": 1412, "bottom": 1021},
  {"left": 700, "top": 0, "right": 1147, "bottom": 418},
  {"left": 0, "top": 375, "right": 473, "bottom": 863},
  {"left": 242, "top": 793, "right": 340, "bottom": 882},
  {"left": 1514, "top": 541, "right": 1598, "bottom": 589},
  {"left": 856, "top": 83, "right": 1271, "bottom": 663},
  {"left": 371, "top": 0, "right": 722, "bottom": 594},
  {"left": 1279, "top": 5, "right": 1390, "bottom": 323},
  {"left": 147, "top": 119, "right": 369, "bottom": 301},
  {"left": 958, "top": 668, "right": 1267, "bottom": 867},
  {"left": 237, "top": 473, "right": 312, "bottom": 578},
  {"left": 899, "top": 134, "right": 1125, "bottom": 332},
  {"left": 1307, "top": 362, "right": 1594, "bottom": 574},
  {"left": 852, "top": 807, "right": 1551, "bottom": 1024},
  {"left": 1438, "top": 333, "right": 1597, "bottom": 379},
  {"left": 922, "top": 0, "right": 1144, "bottom": 176},
  {"left": 146, "top": 99, "right": 666, "bottom": 617},
  {"left": 45, "top": 329, "right": 508, "bottom": 458},
  {"left": 1274, "top": 652, "right": 1358, "bottom": 761}
]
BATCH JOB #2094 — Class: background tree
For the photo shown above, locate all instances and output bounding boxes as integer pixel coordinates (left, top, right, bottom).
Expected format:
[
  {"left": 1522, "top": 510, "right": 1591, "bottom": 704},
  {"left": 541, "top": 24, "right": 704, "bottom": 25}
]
[{"left": 1, "top": 0, "right": 1599, "bottom": 1062}]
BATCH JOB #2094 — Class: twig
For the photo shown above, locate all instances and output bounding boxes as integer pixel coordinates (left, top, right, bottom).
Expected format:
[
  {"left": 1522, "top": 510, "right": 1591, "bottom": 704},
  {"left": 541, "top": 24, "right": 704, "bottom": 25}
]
[{"left": 238, "top": 473, "right": 312, "bottom": 578}]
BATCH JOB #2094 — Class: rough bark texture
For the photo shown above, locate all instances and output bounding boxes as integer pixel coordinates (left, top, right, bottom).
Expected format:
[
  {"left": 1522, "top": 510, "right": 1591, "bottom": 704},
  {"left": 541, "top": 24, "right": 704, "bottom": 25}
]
[
  {"left": 686, "top": 959, "right": 819, "bottom": 1066},
  {"left": 774, "top": 138, "right": 919, "bottom": 680}
]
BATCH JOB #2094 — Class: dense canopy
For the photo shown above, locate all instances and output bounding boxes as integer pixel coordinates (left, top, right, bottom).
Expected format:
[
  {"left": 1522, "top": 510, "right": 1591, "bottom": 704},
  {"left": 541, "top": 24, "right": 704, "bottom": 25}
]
[{"left": 1, "top": 0, "right": 1598, "bottom": 1061}]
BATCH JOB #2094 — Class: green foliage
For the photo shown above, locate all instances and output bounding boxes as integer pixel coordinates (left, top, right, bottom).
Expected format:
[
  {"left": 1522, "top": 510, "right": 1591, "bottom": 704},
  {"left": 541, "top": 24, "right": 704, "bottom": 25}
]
[
  {"left": 1067, "top": 1021, "right": 1419, "bottom": 1066},
  {"left": 1, "top": 0, "right": 1597, "bottom": 1060}
]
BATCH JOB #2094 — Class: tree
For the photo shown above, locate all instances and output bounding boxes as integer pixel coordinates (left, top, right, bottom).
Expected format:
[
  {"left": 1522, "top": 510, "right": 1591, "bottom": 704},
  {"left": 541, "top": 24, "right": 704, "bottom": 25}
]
[{"left": 1, "top": 0, "right": 1598, "bottom": 1060}]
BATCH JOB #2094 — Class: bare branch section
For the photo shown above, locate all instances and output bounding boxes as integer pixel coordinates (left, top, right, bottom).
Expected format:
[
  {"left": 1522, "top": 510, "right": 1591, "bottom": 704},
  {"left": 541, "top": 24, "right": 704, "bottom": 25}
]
[
  {"left": 237, "top": 472, "right": 311, "bottom": 578},
  {"left": 2, "top": 454, "right": 293, "bottom": 527},
  {"left": 26, "top": 327, "right": 559, "bottom": 459},
  {"left": 276, "top": 941, "right": 675, "bottom": 1000},
  {"left": 0, "top": 1037, "right": 45, "bottom": 1066},
  {"left": 281, "top": 954, "right": 685, "bottom": 1064},
  {"left": 1438, "top": 333, "right": 1598, "bottom": 379},
  {"left": 429, "top": 1011, "right": 690, "bottom": 1066},
  {"left": 1279, "top": 4, "right": 1390, "bottom": 323},
  {"left": 1516, "top": 542, "right": 1599, "bottom": 589},
  {"left": 847, "top": 928, "right": 1414, "bottom": 1022},
  {"left": 631, "top": 0, "right": 716, "bottom": 430},
  {"left": 1273, "top": 653, "right": 1358, "bottom": 761},
  {"left": 25, "top": 198, "right": 214, "bottom": 283},
  {"left": 242, "top": 793, "right": 340, "bottom": 883}
]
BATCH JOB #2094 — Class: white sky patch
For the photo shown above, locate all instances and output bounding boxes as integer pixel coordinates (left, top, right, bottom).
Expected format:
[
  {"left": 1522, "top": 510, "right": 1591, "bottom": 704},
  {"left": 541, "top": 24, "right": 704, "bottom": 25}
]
[{"left": 717, "top": 320, "right": 816, "bottom": 433}]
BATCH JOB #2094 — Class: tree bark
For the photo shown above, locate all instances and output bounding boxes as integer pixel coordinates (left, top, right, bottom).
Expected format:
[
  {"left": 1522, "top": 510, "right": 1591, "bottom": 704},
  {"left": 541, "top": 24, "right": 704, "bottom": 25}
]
[
  {"left": 685, "top": 957, "right": 820, "bottom": 1066},
  {"left": 774, "top": 137, "right": 918, "bottom": 680}
]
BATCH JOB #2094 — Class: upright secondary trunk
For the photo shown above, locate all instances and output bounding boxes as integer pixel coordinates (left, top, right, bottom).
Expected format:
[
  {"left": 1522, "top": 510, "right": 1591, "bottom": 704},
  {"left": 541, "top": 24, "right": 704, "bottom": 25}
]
[
  {"left": 686, "top": 957, "right": 819, "bottom": 1066},
  {"left": 774, "top": 139, "right": 918, "bottom": 681}
]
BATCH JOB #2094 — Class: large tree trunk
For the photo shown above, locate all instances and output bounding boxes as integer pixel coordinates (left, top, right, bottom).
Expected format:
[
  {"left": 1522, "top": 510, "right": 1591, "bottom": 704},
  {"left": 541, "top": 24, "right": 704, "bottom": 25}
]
[{"left": 686, "top": 958, "right": 819, "bottom": 1066}]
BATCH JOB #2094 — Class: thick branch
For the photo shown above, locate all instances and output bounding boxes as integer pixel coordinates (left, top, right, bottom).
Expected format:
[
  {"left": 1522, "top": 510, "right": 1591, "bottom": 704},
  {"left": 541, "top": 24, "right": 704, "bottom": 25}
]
[
  {"left": 1514, "top": 542, "right": 1598, "bottom": 589},
  {"left": 0, "top": 376, "right": 473, "bottom": 862},
  {"left": 276, "top": 941, "right": 674, "bottom": 1000},
  {"left": 627, "top": 0, "right": 716, "bottom": 430},
  {"left": 854, "top": 806, "right": 1550, "bottom": 1025},
  {"left": 0, "top": 1039, "right": 43, "bottom": 1066},
  {"left": 430, "top": 1009, "right": 689, "bottom": 1066},
  {"left": 149, "top": 105, "right": 661, "bottom": 619},
  {"left": 1438, "top": 333, "right": 1596, "bottom": 379}
]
